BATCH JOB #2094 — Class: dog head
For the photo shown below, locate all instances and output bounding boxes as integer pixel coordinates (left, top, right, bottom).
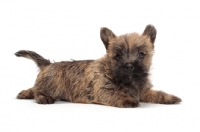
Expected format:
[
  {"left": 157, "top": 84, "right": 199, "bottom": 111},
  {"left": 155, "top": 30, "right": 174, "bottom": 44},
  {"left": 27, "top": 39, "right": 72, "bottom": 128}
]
[{"left": 100, "top": 25, "right": 156, "bottom": 86}]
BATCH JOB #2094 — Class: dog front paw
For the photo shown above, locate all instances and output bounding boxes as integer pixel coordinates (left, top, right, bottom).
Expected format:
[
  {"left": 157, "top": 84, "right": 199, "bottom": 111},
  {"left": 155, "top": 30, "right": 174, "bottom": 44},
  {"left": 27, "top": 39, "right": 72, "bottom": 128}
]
[
  {"left": 164, "top": 95, "right": 182, "bottom": 104},
  {"left": 122, "top": 100, "right": 140, "bottom": 108}
]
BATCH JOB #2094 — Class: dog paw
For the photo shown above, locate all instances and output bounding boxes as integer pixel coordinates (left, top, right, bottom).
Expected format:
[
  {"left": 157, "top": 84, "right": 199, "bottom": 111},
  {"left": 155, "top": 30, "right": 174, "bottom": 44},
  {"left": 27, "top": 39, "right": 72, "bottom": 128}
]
[
  {"left": 164, "top": 95, "right": 182, "bottom": 104},
  {"left": 36, "top": 95, "right": 55, "bottom": 104},
  {"left": 17, "top": 90, "right": 25, "bottom": 99},
  {"left": 123, "top": 100, "right": 140, "bottom": 108},
  {"left": 17, "top": 90, "right": 34, "bottom": 99}
]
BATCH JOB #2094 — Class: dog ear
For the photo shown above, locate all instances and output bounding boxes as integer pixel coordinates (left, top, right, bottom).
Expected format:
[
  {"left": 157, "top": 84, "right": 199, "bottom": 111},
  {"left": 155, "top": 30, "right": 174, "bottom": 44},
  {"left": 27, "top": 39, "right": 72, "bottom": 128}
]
[
  {"left": 142, "top": 25, "right": 157, "bottom": 46},
  {"left": 100, "top": 27, "right": 116, "bottom": 50}
]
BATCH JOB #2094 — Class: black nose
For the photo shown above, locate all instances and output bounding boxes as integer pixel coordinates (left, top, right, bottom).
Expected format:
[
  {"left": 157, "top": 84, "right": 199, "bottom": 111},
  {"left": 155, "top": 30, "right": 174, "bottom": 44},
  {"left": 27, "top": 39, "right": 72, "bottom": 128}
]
[{"left": 125, "top": 63, "right": 134, "bottom": 70}]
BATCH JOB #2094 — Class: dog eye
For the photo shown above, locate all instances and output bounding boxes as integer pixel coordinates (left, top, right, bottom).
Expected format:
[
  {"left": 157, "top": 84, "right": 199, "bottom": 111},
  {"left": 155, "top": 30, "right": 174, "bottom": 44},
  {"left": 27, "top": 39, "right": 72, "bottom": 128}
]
[
  {"left": 139, "top": 52, "right": 145, "bottom": 58},
  {"left": 114, "top": 54, "right": 121, "bottom": 60}
]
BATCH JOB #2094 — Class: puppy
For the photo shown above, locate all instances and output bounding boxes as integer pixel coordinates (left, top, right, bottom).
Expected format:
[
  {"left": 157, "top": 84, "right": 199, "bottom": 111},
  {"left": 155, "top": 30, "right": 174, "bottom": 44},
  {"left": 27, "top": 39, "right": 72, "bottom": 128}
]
[{"left": 15, "top": 25, "right": 181, "bottom": 107}]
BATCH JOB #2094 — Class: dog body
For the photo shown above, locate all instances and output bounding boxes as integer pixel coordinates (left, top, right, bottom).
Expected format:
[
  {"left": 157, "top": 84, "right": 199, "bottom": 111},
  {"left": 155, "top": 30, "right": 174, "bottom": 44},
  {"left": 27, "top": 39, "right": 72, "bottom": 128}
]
[{"left": 16, "top": 25, "right": 181, "bottom": 107}]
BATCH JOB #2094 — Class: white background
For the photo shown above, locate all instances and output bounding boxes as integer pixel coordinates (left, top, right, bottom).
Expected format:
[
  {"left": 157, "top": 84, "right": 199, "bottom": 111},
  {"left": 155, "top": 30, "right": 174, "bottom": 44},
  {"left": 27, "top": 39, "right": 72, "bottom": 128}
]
[{"left": 0, "top": 0, "right": 200, "bottom": 132}]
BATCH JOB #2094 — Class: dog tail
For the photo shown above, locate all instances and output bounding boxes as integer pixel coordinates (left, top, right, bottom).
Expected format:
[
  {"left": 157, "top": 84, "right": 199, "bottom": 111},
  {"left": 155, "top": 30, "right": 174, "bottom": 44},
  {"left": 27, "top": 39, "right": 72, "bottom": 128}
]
[{"left": 15, "top": 50, "right": 51, "bottom": 70}]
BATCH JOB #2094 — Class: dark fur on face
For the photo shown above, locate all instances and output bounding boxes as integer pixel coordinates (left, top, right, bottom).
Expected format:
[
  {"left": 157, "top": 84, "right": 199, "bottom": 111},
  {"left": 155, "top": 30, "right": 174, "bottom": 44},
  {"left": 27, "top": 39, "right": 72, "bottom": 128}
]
[
  {"left": 15, "top": 25, "right": 182, "bottom": 107},
  {"left": 101, "top": 26, "right": 154, "bottom": 88}
]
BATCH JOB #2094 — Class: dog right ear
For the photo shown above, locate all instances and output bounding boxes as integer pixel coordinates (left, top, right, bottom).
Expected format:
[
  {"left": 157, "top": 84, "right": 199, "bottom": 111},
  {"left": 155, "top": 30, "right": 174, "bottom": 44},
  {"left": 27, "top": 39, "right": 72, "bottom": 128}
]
[{"left": 100, "top": 27, "right": 116, "bottom": 50}]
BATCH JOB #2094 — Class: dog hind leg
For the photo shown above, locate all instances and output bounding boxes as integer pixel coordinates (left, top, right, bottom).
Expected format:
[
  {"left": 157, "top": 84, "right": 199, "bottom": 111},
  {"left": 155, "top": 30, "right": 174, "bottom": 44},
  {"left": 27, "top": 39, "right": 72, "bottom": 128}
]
[
  {"left": 34, "top": 89, "right": 55, "bottom": 104},
  {"left": 17, "top": 87, "right": 35, "bottom": 99}
]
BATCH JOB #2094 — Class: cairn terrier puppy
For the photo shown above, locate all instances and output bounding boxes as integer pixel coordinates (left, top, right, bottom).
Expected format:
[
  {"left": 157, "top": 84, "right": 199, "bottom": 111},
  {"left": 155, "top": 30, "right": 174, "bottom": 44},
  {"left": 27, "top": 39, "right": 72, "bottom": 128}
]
[{"left": 15, "top": 25, "right": 181, "bottom": 107}]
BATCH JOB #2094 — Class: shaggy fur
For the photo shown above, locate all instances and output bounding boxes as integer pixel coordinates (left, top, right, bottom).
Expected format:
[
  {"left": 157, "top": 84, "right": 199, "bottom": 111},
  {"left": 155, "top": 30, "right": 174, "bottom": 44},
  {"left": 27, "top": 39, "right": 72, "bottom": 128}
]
[{"left": 15, "top": 25, "right": 181, "bottom": 107}]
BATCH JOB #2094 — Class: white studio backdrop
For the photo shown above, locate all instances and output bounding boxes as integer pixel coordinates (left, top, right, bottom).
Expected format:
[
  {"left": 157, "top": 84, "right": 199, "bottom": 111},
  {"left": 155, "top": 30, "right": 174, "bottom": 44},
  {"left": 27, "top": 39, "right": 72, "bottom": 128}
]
[{"left": 0, "top": 0, "right": 200, "bottom": 132}]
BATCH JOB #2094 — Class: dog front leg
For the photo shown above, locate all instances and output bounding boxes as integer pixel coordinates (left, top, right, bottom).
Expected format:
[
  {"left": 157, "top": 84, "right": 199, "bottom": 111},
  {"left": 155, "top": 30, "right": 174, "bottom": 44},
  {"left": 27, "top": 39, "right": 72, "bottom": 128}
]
[
  {"left": 94, "top": 88, "right": 139, "bottom": 108},
  {"left": 140, "top": 90, "right": 182, "bottom": 104}
]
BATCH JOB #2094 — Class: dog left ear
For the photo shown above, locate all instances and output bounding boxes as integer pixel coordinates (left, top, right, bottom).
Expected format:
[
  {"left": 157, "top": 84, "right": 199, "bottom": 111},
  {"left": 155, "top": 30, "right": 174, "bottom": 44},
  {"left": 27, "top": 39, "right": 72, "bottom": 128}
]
[
  {"left": 142, "top": 25, "right": 157, "bottom": 46},
  {"left": 100, "top": 27, "right": 116, "bottom": 50}
]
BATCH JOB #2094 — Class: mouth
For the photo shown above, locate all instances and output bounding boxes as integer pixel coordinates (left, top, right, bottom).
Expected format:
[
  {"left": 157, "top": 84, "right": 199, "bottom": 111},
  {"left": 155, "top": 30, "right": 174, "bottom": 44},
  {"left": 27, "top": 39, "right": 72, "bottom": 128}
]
[
  {"left": 128, "top": 75, "right": 132, "bottom": 80},
  {"left": 117, "top": 74, "right": 133, "bottom": 85}
]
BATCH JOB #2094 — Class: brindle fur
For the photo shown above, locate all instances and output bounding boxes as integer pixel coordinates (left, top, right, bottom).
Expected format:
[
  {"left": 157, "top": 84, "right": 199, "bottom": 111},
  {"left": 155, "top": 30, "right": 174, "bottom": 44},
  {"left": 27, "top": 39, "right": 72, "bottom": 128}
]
[{"left": 16, "top": 25, "right": 181, "bottom": 107}]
